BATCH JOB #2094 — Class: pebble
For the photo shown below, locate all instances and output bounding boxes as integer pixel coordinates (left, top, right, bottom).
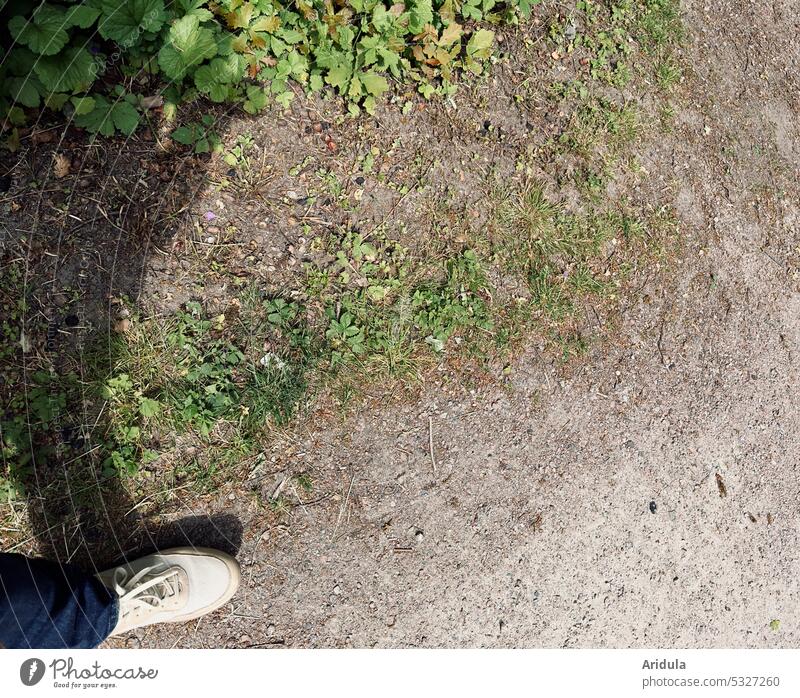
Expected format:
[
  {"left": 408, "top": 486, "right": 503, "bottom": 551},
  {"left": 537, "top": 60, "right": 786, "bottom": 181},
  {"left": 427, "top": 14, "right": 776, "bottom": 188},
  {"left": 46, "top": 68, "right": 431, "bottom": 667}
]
[
  {"left": 333, "top": 584, "right": 341, "bottom": 595},
  {"left": 267, "top": 624, "right": 276, "bottom": 636}
]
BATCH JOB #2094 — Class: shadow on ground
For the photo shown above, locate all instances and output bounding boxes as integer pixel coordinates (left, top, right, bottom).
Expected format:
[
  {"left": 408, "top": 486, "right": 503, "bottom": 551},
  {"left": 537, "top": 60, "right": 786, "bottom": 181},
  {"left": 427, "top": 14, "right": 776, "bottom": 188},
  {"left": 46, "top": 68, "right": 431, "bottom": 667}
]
[{"left": 0, "top": 107, "right": 243, "bottom": 572}]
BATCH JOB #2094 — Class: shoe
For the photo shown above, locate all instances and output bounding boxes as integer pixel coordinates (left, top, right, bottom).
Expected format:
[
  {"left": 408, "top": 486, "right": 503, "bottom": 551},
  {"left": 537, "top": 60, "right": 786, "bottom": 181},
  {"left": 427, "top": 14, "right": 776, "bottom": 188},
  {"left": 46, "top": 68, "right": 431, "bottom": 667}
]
[{"left": 97, "top": 547, "right": 241, "bottom": 636}]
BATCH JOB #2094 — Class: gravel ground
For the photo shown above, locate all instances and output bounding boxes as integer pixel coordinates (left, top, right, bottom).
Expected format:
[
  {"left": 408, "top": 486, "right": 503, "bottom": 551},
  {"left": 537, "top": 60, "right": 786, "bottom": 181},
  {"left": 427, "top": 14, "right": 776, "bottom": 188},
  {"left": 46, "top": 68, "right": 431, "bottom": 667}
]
[{"left": 120, "top": 0, "right": 800, "bottom": 648}]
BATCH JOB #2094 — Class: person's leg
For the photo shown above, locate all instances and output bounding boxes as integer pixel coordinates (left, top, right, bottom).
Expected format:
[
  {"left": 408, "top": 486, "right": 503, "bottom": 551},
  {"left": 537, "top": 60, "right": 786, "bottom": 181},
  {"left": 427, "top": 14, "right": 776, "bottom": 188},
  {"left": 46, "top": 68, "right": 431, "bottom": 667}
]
[
  {"left": 0, "top": 553, "right": 118, "bottom": 649},
  {"left": 1, "top": 547, "right": 241, "bottom": 648}
]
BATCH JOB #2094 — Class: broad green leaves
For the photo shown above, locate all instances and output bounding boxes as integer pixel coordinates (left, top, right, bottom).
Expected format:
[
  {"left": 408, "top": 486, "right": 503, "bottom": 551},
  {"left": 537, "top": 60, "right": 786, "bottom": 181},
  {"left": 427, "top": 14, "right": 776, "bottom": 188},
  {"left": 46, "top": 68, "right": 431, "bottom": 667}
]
[
  {"left": 35, "top": 46, "right": 98, "bottom": 93},
  {"left": 3, "top": 0, "right": 517, "bottom": 139},
  {"left": 74, "top": 96, "right": 140, "bottom": 136},
  {"left": 194, "top": 54, "right": 244, "bottom": 101},
  {"left": 158, "top": 15, "right": 218, "bottom": 80},
  {"left": 9, "top": 6, "right": 71, "bottom": 56},
  {"left": 408, "top": 0, "right": 434, "bottom": 34},
  {"left": 97, "top": 0, "right": 167, "bottom": 45}
]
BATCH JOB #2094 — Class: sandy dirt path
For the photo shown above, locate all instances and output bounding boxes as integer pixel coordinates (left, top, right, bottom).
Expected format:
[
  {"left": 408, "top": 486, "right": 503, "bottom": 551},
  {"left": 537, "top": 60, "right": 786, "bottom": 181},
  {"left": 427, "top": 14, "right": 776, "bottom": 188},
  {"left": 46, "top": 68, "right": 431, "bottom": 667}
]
[{"left": 132, "top": 0, "right": 800, "bottom": 648}]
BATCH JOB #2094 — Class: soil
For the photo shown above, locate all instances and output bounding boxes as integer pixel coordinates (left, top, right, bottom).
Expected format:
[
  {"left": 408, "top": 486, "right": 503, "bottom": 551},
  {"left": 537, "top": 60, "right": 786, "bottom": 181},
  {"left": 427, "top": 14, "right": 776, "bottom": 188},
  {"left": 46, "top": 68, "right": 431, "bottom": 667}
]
[
  {"left": 132, "top": 0, "right": 800, "bottom": 648},
  {"left": 3, "top": 0, "right": 800, "bottom": 648}
]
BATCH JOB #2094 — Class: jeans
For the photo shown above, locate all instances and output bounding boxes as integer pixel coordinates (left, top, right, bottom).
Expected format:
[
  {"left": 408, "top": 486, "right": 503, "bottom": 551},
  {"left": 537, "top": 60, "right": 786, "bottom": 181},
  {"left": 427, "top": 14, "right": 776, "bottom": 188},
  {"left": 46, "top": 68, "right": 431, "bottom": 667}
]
[{"left": 0, "top": 553, "right": 118, "bottom": 649}]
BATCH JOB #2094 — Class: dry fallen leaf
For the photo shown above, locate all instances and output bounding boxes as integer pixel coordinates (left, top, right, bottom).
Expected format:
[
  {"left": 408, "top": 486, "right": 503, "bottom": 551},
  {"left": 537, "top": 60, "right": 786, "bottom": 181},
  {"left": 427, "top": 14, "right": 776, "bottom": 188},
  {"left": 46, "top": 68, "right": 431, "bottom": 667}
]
[
  {"left": 53, "top": 153, "right": 71, "bottom": 178},
  {"left": 140, "top": 95, "right": 163, "bottom": 109}
]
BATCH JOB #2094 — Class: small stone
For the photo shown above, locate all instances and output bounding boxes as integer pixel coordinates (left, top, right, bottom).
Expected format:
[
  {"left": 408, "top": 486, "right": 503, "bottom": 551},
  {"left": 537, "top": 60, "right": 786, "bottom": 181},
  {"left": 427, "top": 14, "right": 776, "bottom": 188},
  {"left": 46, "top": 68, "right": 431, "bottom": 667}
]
[
  {"left": 649, "top": 501, "right": 657, "bottom": 514},
  {"left": 267, "top": 624, "right": 276, "bottom": 636},
  {"left": 415, "top": 530, "right": 424, "bottom": 542},
  {"left": 333, "top": 584, "right": 341, "bottom": 595},
  {"left": 114, "top": 318, "right": 130, "bottom": 334}
]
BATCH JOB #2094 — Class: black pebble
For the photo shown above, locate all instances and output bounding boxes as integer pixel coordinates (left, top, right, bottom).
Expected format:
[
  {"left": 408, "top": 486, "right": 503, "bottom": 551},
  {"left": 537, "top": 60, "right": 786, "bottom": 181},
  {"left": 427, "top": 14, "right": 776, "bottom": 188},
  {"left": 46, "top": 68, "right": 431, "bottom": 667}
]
[
  {"left": 355, "top": 176, "right": 365, "bottom": 185},
  {"left": 227, "top": 168, "right": 236, "bottom": 178},
  {"left": 0, "top": 175, "right": 10, "bottom": 193},
  {"left": 64, "top": 314, "right": 79, "bottom": 327},
  {"left": 649, "top": 501, "right": 657, "bottom": 514}
]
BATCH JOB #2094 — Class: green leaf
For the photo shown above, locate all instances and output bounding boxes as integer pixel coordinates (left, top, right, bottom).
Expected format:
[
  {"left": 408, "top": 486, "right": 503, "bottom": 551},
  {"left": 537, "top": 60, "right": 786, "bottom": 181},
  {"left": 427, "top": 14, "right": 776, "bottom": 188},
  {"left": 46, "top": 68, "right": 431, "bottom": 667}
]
[
  {"left": 111, "top": 101, "right": 140, "bottom": 135},
  {"left": 243, "top": 85, "right": 268, "bottom": 114},
  {"left": 466, "top": 28, "right": 494, "bottom": 58},
  {"left": 44, "top": 93, "right": 70, "bottom": 110},
  {"left": 74, "top": 96, "right": 116, "bottom": 136},
  {"left": 98, "top": 0, "right": 166, "bottom": 46},
  {"left": 418, "top": 83, "right": 435, "bottom": 99},
  {"left": 194, "top": 54, "right": 243, "bottom": 101},
  {"left": 176, "top": 0, "right": 214, "bottom": 21},
  {"left": 171, "top": 124, "right": 196, "bottom": 144},
  {"left": 34, "top": 47, "right": 98, "bottom": 93},
  {"left": 139, "top": 398, "right": 160, "bottom": 417},
  {"left": 277, "top": 28, "right": 304, "bottom": 44},
  {"left": 71, "top": 96, "right": 96, "bottom": 115},
  {"left": 4, "top": 47, "right": 37, "bottom": 76},
  {"left": 309, "top": 73, "right": 323, "bottom": 92},
  {"left": 275, "top": 90, "right": 294, "bottom": 108},
  {"left": 9, "top": 6, "right": 69, "bottom": 56},
  {"left": 326, "top": 64, "right": 351, "bottom": 90},
  {"left": 516, "top": 0, "right": 541, "bottom": 18},
  {"left": 7, "top": 78, "right": 41, "bottom": 108},
  {"left": 157, "top": 15, "right": 218, "bottom": 81},
  {"left": 408, "top": 0, "right": 434, "bottom": 34},
  {"left": 360, "top": 71, "right": 388, "bottom": 97},
  {"left": 65, "top": 5, "right": 102, "bottom": 29},
  {"left": 74, "top": 96, "right": 140, "bottom": 136}
]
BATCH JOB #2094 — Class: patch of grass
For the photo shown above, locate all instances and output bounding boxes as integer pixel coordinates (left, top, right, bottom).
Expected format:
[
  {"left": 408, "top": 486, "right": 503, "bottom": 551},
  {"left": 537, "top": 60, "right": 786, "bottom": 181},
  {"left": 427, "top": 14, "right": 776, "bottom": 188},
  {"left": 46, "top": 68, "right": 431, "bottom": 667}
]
[
  {"left": 489, "top": 182, "right": 661, "bottom": 330},
  {"left": 656, "top": 59, "right": 682, "bottom": 90},
  {"left": 87, "top": 295, "right": 320, "bottom": 478},
  {"left": 560, "top": 99, "right": 640, "bottom": 159}
]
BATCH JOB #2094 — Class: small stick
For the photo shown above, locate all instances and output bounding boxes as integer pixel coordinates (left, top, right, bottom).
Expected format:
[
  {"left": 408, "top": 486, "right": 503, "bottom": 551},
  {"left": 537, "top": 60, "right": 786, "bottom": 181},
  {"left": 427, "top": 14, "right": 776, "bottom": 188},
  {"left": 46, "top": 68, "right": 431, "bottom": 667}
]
[
  {"left": 332, "top": 473, "right": 356, "bottom": 541},
  {"left": 428, "top": 416, "right": 437, "bottom": 476}
]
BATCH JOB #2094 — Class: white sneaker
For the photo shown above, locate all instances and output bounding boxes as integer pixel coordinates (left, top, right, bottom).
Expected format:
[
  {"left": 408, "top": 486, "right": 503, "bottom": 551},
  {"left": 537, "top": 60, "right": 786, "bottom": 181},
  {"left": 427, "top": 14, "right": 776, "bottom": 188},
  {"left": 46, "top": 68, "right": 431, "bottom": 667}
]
[{"left": 97, "top": 547, "right": 241, "bottom": 636}]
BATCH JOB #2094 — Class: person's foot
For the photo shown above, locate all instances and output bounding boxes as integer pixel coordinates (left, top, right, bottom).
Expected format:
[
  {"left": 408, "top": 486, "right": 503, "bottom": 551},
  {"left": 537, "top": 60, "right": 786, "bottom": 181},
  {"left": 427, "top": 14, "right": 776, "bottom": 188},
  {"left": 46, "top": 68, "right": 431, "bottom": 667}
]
[{"left": 97, "top": 547, "right": 241, "bottom": 636}]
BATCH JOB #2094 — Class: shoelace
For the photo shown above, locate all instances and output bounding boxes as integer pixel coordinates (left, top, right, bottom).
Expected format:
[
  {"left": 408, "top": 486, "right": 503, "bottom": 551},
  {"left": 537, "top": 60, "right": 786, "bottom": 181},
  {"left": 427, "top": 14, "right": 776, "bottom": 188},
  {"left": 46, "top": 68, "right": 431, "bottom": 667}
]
[{"left": 111, "top": 566, "right": 182, "bottom": 619}]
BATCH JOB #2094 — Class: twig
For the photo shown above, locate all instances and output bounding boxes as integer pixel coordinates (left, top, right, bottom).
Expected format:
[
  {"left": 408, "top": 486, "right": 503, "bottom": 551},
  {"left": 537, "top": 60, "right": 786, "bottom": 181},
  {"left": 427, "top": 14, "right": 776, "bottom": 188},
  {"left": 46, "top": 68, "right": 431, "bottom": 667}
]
[
  {"left": 428, "top": 416, "right": 437, "bottom": 476},
  {"left": 332, "top": 472, "right": 356, "bottom": 541}
]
